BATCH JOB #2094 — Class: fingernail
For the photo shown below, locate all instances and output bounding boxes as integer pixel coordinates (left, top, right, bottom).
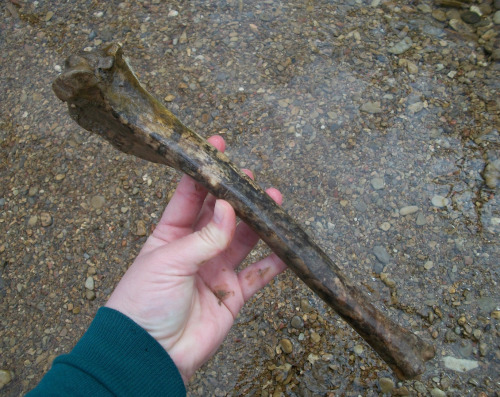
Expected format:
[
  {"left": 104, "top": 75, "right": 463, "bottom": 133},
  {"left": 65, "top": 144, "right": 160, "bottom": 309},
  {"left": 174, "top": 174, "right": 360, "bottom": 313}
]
[{"left": 213, "top": 200, "right": 224, "bottom": 224}]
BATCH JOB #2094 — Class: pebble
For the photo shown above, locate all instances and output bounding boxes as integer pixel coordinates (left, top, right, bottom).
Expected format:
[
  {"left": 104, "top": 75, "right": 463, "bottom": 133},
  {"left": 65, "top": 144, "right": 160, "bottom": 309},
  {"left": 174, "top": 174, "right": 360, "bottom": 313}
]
[
  {"left": 280, "top": 339, "right": 293, "bottom": 354},
  {"left": 360, "top": 101, "right": 382, "bottom": 114},
  {"left": 0, "top": 370, "right": 13, "bottom": 390},
  {"left": 291, "top": 315, "right": 304, "bottom": 329},
  {"left": 494, "top": 11, "right": 500, "bottom": 24},
  {"left": 449, "top": 19, "right": 475, "bottom": 34},
  {"left": 370, "top": 177, "right": 385, "bottom": 190},
  {"left": 379, "top": 377, "right": 394, "bottom": 393},
  {"left": 373, "top": 245, "right": 391, "bottom": 264},
  {"left": 388, "top": 37, "right": 413, "bottom": 55},
  {"left": 84, "top": 276, "right": 94, "bottom": 290},
  {"left": 353, "top": 344, "right": 364, "bottom": 355},
  {"left": 461, "top": 11, "right": 481, "bottom": 24},
  {"left": 380, "top": 273, "right": 396, "bottom": 288},
  {"left": 430, "top": 388, "right": 446, "bottom": 397},
  {"left": 310, "top": 332, "right": 321, "bottom": 343},
  {"left": 45, "top": 11, "right": 54, "bottom": 22},
  {"left": 431, "top": 195, "right": 449, "bottom": 208},
  {"left": 424, "top": 261, "right": 434, "bottom": 270},
  {"left": 164, "top": 94, "right": 176, "bottom": 102},
  {"left": 482, "top": 158, "right": 500, "bottom": 189},
  {"left": 135, "top": 220, "right": 147, "bottom": 236},
  {"left": 300, "top": 298, "right": 313, "bottom": 313},
  {"left": 40, "top": 212, "right": 53, "bottom": 227},
  {"left": 28, "top": 215, "right": 38, "bottom": 227},
  {"left": 432, "top": 10, "right": 447, "bottom": 22},
  {"left": 379, "top": 222, "right": 391, "bottom": 231},
  {"left": 416, "top": 212, "right": 427, "bottom": 225},
  {"left": 408, "top": 101, "right": 424, "bottom": 114},
  {"left": 443, "top": 356, "right": 479, "bottom": 372},
  {"left": 400, "top": 206, "right": 419, "bottom": 215},
  {"left": 90, "top": 195, "right": 106, "bottom": 209}
]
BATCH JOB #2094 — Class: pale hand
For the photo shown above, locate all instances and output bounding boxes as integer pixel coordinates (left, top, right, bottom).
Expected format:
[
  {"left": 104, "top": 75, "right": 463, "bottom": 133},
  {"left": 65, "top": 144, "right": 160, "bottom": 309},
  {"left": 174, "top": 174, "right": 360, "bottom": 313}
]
[{"left": 106, "top": 136, "right": 286, "bottom": 383}]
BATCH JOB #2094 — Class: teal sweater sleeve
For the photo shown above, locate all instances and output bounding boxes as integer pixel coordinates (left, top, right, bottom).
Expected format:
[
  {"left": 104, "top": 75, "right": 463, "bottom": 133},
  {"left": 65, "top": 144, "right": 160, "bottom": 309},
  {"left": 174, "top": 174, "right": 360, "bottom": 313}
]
[{"left": 27, "top": 307, "right": 186, "bottom": 397}]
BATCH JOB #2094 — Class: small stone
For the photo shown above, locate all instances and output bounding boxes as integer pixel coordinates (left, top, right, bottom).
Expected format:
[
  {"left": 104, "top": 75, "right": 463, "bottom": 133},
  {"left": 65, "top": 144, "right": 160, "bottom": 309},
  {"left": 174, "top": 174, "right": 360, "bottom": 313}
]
[
  {"left": 300, "top": 299, "right": 312, "bottom": 313},
  {"left": 461, "top": 11, "right": 481, "bottom": 24},
  {"left": 85, "top": 290, "right": 96, "bottom": 300},
  {"left": 55, "top": 173, "right": 65, "bottom": 181},
  {"left": 45, "top": 11, "right": 54, "bottom": 21},
  {"left": 291, "top": 315, "right": 304, "bottom": 329},
  {"left": 400, "top": 206, "right": 419, "bottom": 215},
  {"left": 353, "top": 344, "right": 364, "bottom": 355},
  {"left": 494, "top": 11, "right": 500, "bottom": 24},
  {"left": 380, "top": 222, "right": 391, "bottom": 231},
  {"left": 40, "top": 212, "right": 53, "bottom": 227},
  {"left": 431, "top": 195, "right": 449, "bottom": 208},
  {"left": 28, "top": 186, "right": 38, "bottom": 196},
  {"left": 371, "top": 177, "right": 385, "bottom": 190},
  {"left": 443, "top": 356, "right": 479, "bottom": 372},
  {"left": 28, "top": 215, "right": 38, "bottom": 227},
  {"left": 424, "top": 261, "right": 434, "bottom": 270},
  {"left": 167, "top": 9, "right": 179, "bottom": 17},
  {"left": 85, "top": 276, "right": 94, "bottom": 290},
  {"left": 360, "top": 101, "right": 382, "bottom": 114},
  {"left": 90, "top": 195, "right": 106, "bottom": 209},
  {"left": 416, "top": 212, "right": 427, "bottom": 225},
  {"left": 310, "top": 332, "right": 321, "bottom": 343},
  {"left": 417, "top": 4, "right": 432, "bottom": 13},
  {"left": 280, "top": 339, "right": 293, "bottom": 354},
  {"left": 164, "top": 94, "right": 176, "bottom": 102},
  {"left": 179, "top": 31, "right": 187, "bottom": 44},
  {"left": 0, "top": 369, "right": 13, "bottom": 390},
  {"left": 379, "top": 377, "right": 394, "bottom": 393},
  {"left": 432, "top": 10, "right": 447, "bottom": 22},
  {"left": 388, "top": 37, "right": 413, "bottom": 55},
  {"left": 408, "top": 101, "right": 424, "bottom": 114},
  {"left": 414, "top": 381, "right": 427, "bottom": 393},
  {"left": 449, "top": 19, "right": 475, "bottom": 34},
  {"left": 373, "top": 245, "right": 391, "bottom": 264},
  {"left": 135, "top": 220, "right": 147, "bottom": 236},
  {"left": 380, "top": 273, "right": 396, "bottom": 287},
  {"left": 430, "top": 387, "right": 446, "bottom": 397}
]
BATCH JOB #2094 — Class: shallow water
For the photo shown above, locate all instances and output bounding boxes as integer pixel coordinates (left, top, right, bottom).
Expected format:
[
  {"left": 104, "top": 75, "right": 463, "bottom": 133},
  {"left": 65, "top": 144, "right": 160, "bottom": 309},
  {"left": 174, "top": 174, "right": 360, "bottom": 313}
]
[{"left": 1, "top": 0, "right": 499, "bottom": 395}]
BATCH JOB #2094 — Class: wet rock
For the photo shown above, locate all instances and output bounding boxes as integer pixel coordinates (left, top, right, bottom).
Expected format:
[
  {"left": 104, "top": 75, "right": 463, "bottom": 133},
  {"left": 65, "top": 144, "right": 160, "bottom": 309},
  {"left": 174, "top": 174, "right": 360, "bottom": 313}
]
[
  {"left": 360, "top": 101, "right": 382, "bottom": 114},
  {"left": 373, "top": 245, "right": 391, "bottom": 264},
  {"left": 416, "top": 212, "right": 427, "bottom": 225},
  {"left": 388, "top": 37, "right": 413, "bottom": 54},
  {"left": 379, "top": 377, "right": 394, "bottom": 393},
  {"left": 443, "top": 356, "right": 479, "bottom": 372}
]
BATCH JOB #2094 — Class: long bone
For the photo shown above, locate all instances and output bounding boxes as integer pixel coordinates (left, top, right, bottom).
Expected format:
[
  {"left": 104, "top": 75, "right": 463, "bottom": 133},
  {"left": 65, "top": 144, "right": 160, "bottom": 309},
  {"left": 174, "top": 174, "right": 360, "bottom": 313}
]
[{"left": 53, "top": 43, "right": 435, "bottom": 379}]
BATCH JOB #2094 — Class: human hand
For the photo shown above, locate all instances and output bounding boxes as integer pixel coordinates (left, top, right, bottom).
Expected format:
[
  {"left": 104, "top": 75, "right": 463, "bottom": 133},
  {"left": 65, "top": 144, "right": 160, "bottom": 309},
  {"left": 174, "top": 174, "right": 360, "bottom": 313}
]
[{"left": 105, "top": 136, "right": 286, "bottom": 383}]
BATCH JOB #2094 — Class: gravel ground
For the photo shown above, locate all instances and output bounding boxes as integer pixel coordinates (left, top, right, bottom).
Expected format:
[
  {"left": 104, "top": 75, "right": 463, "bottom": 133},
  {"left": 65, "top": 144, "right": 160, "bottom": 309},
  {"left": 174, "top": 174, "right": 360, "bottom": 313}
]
[{"left": 1, "top": 0, "right": 499, "bottom": 395}]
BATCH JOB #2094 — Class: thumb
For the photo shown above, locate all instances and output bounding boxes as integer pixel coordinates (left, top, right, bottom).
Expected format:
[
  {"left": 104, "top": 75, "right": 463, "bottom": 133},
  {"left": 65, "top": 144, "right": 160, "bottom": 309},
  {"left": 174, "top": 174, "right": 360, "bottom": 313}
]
[{"left": 161, "top": 200, "right": 236, "bottom": 274}]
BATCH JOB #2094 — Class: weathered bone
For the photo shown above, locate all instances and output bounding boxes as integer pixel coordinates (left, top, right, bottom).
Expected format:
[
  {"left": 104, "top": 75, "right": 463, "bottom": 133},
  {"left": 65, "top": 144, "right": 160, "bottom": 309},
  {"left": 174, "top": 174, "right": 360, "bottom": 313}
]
[{"left": 53, "top": 43, "right": 435, "bottom": 379}]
